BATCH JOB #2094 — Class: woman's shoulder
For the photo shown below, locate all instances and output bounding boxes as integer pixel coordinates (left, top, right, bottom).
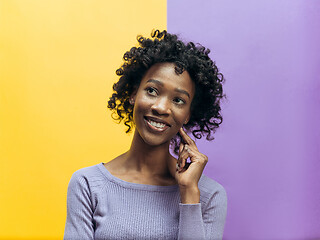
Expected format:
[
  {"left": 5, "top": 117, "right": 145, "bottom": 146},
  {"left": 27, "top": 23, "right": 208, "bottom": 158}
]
[
  {"left": 71, "top": 163, "right": 103, "bottom": 178},
  {"left": 68, "top": 163, "right": 107, "bottom": 191},
  {"left": 198, "top": 174, "right": 227, "bottom": 203}
]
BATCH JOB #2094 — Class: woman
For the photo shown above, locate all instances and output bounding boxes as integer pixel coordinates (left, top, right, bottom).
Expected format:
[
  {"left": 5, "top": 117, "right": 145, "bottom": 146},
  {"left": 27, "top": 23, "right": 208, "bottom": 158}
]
[{"left": 64, "top": 30, "right": 227, "bottom": 240}]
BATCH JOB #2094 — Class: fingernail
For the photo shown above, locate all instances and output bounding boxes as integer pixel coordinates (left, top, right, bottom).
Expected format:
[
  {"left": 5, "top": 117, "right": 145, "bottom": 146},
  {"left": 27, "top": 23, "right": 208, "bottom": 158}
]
[
  {"left": 176, "top": 163, "right": 179, "bottom": 171},
  {"left": 185, "top": 145, "right": 189, "bottom": 152}
]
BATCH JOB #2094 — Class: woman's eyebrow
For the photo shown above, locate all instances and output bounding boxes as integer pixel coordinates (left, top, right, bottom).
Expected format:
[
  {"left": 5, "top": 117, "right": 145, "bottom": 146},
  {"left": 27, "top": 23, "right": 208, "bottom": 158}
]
[
  {"left": 174, "top": 88, "right": 190, "bottom": 99},
  {"left": 146, "top": 79, "right": 163, "bottom": 86},
  {"left": 146, "top": 79, "right": 190, "bottom": 99}
]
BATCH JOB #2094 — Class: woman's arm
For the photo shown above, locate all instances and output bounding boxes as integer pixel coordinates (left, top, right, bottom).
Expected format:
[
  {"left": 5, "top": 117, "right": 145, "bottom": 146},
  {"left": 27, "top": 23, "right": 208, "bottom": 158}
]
[
  {"left": 175, "top": 128, "right": 227, "bottom": 239},
  {"left": 202, "top": 188, "right": 228, "bottom": 239},
  {"left": 64, "top": 171, "right": 95, "bottom": 240},
  {"left": 178, "top": 187, "right": 227, "bottom": 240}
]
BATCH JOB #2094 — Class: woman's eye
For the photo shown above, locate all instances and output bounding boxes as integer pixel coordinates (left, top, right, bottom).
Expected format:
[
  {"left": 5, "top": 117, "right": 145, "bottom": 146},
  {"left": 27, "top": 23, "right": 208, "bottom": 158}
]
[
  {"left": 173, "top": 97, "right": 185, "bottom": 105},
  {"left": 146, "top": 87, "right": 157, "bottom": 96}
]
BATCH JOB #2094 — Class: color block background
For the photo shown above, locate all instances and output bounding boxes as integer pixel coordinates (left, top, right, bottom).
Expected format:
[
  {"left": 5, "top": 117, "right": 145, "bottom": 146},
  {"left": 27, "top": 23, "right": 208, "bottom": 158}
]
[
  {"left": 168, "top": 0, "right": 320, "bottom": 239},
  {"left": 1, "top": 0, "right": 320, "bottom": 239},
  {"left": 0, "top": 0, "right": 166, "bottom": 239}
]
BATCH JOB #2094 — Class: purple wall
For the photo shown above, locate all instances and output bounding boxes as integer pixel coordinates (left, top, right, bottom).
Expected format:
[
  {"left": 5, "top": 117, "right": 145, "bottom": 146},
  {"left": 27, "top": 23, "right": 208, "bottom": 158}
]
[{"left": 168, "top": 1, "right": 320, "bottom": 239}]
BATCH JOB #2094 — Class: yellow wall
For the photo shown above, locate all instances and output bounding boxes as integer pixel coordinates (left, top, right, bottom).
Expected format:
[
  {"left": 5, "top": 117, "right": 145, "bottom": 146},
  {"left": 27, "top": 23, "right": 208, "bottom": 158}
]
[{"left": 0, "top": 0, "right": 166, "bottom": 239}]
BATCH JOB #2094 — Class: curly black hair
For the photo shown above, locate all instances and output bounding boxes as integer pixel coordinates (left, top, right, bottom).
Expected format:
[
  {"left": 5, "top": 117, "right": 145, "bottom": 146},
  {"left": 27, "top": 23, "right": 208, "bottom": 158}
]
[{"left": 108, "top": 30, "right": 225, "bottom": 154}]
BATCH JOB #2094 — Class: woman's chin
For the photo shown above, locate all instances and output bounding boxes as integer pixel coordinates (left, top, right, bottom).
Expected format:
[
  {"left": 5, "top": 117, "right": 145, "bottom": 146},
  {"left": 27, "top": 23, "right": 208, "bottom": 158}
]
[{"left": 142, "top": 138, "right": 170, "bottom": 148}]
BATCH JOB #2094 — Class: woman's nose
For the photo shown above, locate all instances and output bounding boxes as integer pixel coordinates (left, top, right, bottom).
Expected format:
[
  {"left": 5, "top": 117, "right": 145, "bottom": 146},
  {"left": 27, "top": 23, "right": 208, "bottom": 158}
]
[{"left": 151, "top": 97, "right": 171, "bottom": 115}]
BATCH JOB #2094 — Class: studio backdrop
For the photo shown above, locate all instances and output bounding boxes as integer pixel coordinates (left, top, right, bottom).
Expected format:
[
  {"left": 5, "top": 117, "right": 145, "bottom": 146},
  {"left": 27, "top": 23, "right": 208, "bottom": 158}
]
[{"left": 0, "top": 0, "right": 319, "bottom": 239}]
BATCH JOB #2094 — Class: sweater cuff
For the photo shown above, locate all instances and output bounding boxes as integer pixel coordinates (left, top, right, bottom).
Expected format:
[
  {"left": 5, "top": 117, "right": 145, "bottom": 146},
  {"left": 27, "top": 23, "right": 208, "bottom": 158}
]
[
  {"left": 178, "top": 203, "right": 205, "bottom": 239},
  {"left": 179, "top": 203, "right": 202, "bottom": 224}
]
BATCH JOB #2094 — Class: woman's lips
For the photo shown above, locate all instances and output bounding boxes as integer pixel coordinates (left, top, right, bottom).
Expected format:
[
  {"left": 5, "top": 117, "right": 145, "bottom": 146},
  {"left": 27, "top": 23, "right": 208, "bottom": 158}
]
[{"left": 144, "top": 116, "right": 170, "bottom": 132}]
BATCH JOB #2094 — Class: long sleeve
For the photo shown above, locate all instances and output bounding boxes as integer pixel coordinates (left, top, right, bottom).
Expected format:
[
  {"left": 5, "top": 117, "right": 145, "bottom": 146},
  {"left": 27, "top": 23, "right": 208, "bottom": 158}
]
[
  {"left": 63, "top": 163, "right": 227, "bottom": 239},
  {"left": 64, "top": 171, "right": 95, "bottom": 240},
  {"left": 178, "top": 186, "right": 227, "bottom": 240}
]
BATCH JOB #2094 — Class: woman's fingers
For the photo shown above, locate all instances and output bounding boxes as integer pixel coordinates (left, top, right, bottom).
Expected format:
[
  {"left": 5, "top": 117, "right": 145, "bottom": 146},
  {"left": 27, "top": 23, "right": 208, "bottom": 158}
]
[
  {"left": 177, "top": 142, "right": 184, "bottom": 171},
  {"left": 179, "top": 141, "right": 184, "bottom": 154},
  {"left": 177, "top": 128, "right": 207, "bottom": 173},
  {"left": 178, "top": 144, "right": 191, "bottom": 172},
  {"left": 178, "top": 144, "right": 196, "bottom": 172},
  {"left": 175, "top": 128, "right": 209, "bottom": 190},
  {"left": 179, "top": 128, "right": 198, "bottom": 150},
  {"left": 179, "top": 128, "right": 191, "bottom": 143}
]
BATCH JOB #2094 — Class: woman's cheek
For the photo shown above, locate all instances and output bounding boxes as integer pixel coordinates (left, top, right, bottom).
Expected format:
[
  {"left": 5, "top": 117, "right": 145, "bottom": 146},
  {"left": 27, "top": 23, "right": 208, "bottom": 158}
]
[{"left": 173, "top": 111, "right": 187, "bottom": 129}]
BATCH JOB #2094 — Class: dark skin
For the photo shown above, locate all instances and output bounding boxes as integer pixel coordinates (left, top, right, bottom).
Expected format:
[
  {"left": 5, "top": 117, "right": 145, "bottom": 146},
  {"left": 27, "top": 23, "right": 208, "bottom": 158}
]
[{"left": 104, "top": 63, "right": 208, "bottom": 204}]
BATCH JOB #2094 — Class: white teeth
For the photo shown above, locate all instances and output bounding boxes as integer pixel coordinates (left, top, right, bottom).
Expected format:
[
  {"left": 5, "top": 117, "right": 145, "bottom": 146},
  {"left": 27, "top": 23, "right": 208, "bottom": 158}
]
[{"left": 148, "top": 120, "right": 166, "bottom": 128}]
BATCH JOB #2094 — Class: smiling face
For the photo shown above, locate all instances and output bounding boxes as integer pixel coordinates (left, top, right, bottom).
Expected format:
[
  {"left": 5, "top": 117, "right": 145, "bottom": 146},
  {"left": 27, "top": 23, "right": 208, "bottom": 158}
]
[{"left": 132, "top": 62, "right": 195, "bottom": 147}]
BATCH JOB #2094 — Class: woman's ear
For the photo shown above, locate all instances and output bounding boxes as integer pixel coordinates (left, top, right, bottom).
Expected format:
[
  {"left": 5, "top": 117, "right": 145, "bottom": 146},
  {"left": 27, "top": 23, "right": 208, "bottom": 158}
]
[
  {"left": 184, "top": 116, "right": 190, "bottom": 125},
  {"left": 129, "top": 89, "right": 137, "bottom": 105}
]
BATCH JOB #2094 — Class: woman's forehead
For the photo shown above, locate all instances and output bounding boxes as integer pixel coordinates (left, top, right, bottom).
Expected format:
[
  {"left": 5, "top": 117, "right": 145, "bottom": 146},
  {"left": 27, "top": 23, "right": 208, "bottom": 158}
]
[
  {"left": 137, "top": 63, "right": 194, "bottom": 97},
  {"left": 141, "top": 63, "right": 194, "bottom": 90},
  {"left": 144, "top": 62, "right": 186, "bottom": 78}
]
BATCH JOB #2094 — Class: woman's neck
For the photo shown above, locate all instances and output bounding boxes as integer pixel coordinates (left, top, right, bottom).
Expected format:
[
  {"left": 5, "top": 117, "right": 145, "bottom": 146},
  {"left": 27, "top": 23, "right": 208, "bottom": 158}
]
[
  {"left": 104, "top": 130, "right": 177, "bottom": 185},
  {"left": 124, "top": 130, "right": 173, "bottom": 176}
]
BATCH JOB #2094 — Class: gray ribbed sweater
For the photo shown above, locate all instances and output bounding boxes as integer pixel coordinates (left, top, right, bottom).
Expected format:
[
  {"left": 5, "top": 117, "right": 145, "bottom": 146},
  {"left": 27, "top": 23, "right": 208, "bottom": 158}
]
[{"left": 64, "top": 163, "right": 227, "bottom": 240}]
